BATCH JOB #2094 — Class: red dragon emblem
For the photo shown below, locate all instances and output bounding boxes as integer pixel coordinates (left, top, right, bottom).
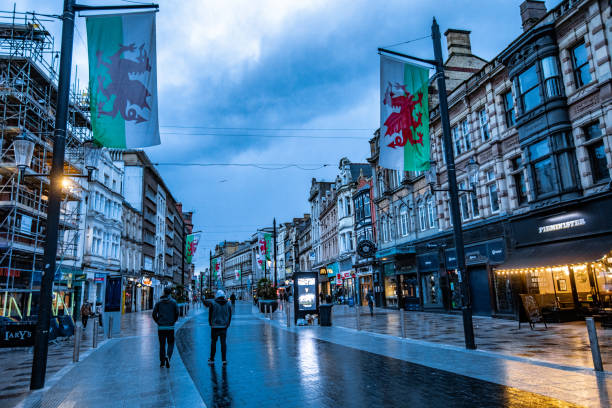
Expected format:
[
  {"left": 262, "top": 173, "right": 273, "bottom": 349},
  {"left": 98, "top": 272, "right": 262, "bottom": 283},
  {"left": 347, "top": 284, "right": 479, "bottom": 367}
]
[
  {"left": 96, "top": 43, "right": 152, "bottom": 123},
  {"left": 383, "top": 82, "right": 424, "bottom": 148}
]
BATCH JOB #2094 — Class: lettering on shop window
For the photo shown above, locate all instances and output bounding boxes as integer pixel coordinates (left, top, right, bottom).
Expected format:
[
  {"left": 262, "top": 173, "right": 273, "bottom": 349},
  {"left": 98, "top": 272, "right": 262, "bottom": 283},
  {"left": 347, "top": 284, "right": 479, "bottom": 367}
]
[{"left": 537, "top": 218, "right": 585, "bottom": 234}]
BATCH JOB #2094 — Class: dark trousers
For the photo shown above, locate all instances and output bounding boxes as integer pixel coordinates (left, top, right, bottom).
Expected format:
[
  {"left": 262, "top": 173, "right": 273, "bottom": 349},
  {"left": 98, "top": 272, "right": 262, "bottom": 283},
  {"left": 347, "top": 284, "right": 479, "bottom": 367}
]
[
  {"left": 82, "top": 315, "right": 88, "bottom": 328},
  {"left": 158, "top": 329, "right": 175, "bottom": 363},
  {"left": 210, "top": 328, "right": 227, "bottom": 361},
  {"left": 368, "top": 303, "right": 374, "bottom": 316}
]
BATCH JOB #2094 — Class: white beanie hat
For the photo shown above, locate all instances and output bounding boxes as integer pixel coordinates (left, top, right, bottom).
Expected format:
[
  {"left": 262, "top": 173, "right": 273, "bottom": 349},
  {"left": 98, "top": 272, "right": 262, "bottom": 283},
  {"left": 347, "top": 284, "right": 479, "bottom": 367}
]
[{"left": 216, "top": 290, "right": 226, "bottom": 299}]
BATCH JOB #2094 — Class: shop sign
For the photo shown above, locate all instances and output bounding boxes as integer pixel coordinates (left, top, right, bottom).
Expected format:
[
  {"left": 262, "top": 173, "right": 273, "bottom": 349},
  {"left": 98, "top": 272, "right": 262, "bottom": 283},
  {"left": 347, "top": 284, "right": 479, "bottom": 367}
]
[
  {"left": 326, "top": 262, "right": 339, "bottom": 277},
  {"left": 538, "top": 218, "right": 585, "bottom": 234},
  {"left": 383, "top": 263, "right": 395, "bottom": 276},
  {"left": 94, "top": 273, "right": 105, "bottom": 282},
  {"left": 417, "top": 253, "right": 439, "bottom": 272},
  {"left": 0, "top": 268, "right": 21, "bottom": 278},
  {"left": 141, "top": 277, "right": 152, "bottom": 287},
  {"left": 445, "top": 240, "right": 505, "bottom": 268},
  {"left": 1, "top": 323, "right": 36, "bottom": 348},
  {"left": 319, "top": 268, "right": 327, "bottom": 275}
]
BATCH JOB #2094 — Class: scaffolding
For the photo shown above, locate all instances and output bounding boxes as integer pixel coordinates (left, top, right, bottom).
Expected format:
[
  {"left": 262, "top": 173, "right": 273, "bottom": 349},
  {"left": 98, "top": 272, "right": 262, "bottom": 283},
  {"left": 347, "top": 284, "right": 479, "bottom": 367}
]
[{"left": 0, "top": 9, "right": 90, "bottom": 320}]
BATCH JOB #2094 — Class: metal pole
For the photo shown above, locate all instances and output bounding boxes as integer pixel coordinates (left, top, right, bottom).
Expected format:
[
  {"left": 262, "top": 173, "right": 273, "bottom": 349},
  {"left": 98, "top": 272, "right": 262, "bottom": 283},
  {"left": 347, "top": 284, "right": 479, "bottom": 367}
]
[
  {"left": 400, "top": 308, "right": 406, "bottom": 338},
  {"left": 209, "top": 251, "right": 212, "bottom": 291},
  {"left": 108, "top": 315, "right": 113, "bottom": 339},
  {"left": 356, "top": 305, "right": 361, "bottom": 331},
  {"left": 273, "top": 218, "right": 277, "bottom": 288},
  {"left": 432, "top": 18, "right": 475, "bottom": 350},
  {"left": 92, "top": 319, "right": 98, "bottom": 348},
  {"left": 72, "top": 325, "right": 81, "bottom": 362},
  {"left": 286, "top": 302, "right": 291, "bottom": 327},
  {"left": 586, "top": 317, "right": 604, "bottom": 371},
  {"left": 30, "top": 0, "right": 75, "bottom": 390}
]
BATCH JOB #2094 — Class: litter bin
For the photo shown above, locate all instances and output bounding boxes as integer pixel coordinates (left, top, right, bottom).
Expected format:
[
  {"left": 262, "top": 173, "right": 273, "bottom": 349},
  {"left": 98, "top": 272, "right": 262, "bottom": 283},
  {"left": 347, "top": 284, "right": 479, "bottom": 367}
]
[{"left": 319, "top": 304, "right": 333, "bottom": 326}]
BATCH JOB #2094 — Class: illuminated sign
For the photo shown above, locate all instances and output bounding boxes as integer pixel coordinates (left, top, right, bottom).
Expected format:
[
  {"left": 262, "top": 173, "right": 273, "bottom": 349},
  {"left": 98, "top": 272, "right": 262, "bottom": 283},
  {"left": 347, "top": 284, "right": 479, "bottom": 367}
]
[
  {"left": 538, "top": 218, "right": 585, "bottom": 234},
  {"left": 319, "top": 268, "right": 327, "bottom": 275},
  {"left": 297, "top": 277, "right": 316, "bottom": 311}
]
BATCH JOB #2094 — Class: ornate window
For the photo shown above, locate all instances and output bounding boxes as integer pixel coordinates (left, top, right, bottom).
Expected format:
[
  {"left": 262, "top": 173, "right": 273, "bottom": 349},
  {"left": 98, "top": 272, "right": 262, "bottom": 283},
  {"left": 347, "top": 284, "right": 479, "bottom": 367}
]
[
  {"left": 503, "top": 91, "right": 515, "bottom": 128},
  {"left": 584, "top": 123, "right": 609, "bottom": 183},
  {"left": 527, "top": 133, "right": 578, "bottom": 198}
]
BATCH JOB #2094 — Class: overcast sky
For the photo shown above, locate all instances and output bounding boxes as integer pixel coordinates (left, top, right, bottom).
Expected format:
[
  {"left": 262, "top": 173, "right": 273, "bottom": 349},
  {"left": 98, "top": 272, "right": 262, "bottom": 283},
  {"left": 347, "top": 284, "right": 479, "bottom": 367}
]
[{"left": 17, "top": 0, "right": 562, "bottom": 270}]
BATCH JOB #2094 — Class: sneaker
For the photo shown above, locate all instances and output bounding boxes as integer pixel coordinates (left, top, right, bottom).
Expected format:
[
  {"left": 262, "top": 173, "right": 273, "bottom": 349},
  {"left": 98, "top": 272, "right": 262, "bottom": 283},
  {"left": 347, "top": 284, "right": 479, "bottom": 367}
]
[
  {"left": 208, "top": 359, "right": 214, "bottom": 366},
  {"left": 165, "top": 357, "right": 170, "bottom": 368}
]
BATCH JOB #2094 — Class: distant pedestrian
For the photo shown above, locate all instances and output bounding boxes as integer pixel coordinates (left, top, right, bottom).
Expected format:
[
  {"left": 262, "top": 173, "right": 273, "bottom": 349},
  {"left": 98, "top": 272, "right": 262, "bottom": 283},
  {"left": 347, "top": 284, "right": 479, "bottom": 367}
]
[
  {"left": 80, "top": 302, "right": 91, "bottom": 328},
  {"left": 204, "top": 290, "right": 232, "bottom": 365},
  {"left": 230, "top": 293, "right": 236, "bottom": 307},
  {"left": 152, "top": 287, "right": 179, "bottom": 368},
  {"left": 367, "top": 290, "right": 375, "bottom": 316}
]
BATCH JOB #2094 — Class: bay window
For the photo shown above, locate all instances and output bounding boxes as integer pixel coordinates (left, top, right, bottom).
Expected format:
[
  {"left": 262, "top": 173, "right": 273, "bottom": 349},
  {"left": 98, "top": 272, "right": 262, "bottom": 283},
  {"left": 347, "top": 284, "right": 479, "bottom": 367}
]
[
  {"left": 503, "top": 91, "right": 516, "bottom": 128},
  {"left": 518, "top": 64, "right": 541, "bottom": 112},
  {"left": 541, "top": 56, "right": 561, "bottom": 97},
  {"left": 584, "top": 123, "right": 609, "bottom": 183},
  {"left": 527, "top": 133, "right": 578, "bottom": 198}
]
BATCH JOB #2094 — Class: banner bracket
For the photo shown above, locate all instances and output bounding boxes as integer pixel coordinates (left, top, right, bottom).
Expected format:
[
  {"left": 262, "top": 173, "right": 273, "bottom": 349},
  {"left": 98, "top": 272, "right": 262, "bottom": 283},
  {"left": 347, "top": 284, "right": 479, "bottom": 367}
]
[{"left": 378, "top": 47, "right": 436, "bottom": 66}]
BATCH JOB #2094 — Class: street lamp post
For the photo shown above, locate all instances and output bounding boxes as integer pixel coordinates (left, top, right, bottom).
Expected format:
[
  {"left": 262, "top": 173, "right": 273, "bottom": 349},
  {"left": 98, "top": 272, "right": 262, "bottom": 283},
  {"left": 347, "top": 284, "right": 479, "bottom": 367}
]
[
  {"left": 431, "top": 18, "right": 476, "bottom": 350},
  {"left": 27, "top": 0, "right": 159, "bottom": 390}
]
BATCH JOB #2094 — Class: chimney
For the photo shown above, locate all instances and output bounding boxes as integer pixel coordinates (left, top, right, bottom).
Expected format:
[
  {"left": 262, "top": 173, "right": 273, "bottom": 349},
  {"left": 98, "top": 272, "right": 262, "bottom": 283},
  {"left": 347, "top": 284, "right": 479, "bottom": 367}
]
[
  {"left": 520, "top": 0, "right": 546, "bottom": 32},
  {"left": 444, "top": 29, "right": 472, "bottom": 58}
]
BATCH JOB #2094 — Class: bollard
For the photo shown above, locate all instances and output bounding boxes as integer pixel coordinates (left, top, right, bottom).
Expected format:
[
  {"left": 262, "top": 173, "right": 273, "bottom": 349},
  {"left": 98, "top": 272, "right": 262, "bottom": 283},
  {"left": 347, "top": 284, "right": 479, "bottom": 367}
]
[
  {"left": 108, "top": 315, "right": 113, "bottom": 339},
  {"left": 73, "top": 325, "right": 82, "bottom": 362},
  {"left": 356, "top": 305, "right": 361, "bottom": 331},
  {"left": 286, "top": 302, "right": 291, "bottom": 327},
  {"left": 92, "top": 319, "right": 98, "bottom": 348},
  {"left": 400, "top": 308, "right": 406, "bottom": 338},
  {"left": 586, "top": 317, "right": 604, "bottom": 372}
]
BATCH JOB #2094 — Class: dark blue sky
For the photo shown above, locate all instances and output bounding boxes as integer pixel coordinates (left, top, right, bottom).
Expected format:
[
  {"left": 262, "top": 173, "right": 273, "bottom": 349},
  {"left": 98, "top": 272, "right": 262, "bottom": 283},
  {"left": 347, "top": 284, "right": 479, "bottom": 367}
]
[{"left": 23, "top": 0, "right": 562, "bottom": 268}]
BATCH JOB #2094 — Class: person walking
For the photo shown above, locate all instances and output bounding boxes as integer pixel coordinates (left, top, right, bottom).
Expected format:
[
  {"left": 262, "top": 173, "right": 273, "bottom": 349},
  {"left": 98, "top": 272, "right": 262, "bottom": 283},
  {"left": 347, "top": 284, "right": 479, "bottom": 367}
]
[
  {"left": 367, "top": 289, "right": 375, "bottom": 316},
  {"left": 152, "top": 287, "right": 179, "bottom": 368},
  {"left": 204, "top": 290, "right": 232, "bottom": 366},
  {"left": 80, "top": 302, "right": 91, "bottom": 328},
  {"left": 95, "top": 301, "right": 103, "bottom": 327},
  {"left": 229, "top": 293, "right": 236, "bottom": 307}
]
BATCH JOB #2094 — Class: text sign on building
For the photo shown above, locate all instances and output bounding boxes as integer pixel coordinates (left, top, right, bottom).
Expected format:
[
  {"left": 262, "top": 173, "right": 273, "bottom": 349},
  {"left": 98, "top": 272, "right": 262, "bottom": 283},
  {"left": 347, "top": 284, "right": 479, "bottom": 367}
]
[{"left": 538, "top": 218, "right": 585, "bottom": 234}]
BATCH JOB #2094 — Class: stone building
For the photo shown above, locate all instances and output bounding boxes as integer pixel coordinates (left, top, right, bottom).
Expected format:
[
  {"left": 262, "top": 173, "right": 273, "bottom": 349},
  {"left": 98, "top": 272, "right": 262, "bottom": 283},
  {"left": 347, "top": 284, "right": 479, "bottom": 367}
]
[
  {"left": 121, "top": 201, "right": 142, "bottom": 312},
  {"left": 319, "top": 185, "right": 339, "bottom": 297},
  {"left": 371, "top": 0, "right": 612, "bottom": 319},
  {"left": 308, "top": 179, "right": 334, "bottom": 294}
]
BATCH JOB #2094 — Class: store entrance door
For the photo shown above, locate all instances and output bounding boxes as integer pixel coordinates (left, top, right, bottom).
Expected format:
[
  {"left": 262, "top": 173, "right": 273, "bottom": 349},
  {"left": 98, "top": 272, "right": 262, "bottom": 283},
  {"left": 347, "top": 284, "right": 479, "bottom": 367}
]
[{"left": 468, "top": 266, "right": 492, "bottom": 316}]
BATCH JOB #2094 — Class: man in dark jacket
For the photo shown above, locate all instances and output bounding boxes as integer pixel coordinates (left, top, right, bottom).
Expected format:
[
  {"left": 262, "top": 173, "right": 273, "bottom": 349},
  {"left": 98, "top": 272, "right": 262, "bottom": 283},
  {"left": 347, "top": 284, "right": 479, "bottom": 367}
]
[
  {"left": 152, "top": 287, "right": 179, "bottom": 368},
  {"left": 204, "top": 290, "right": 232, "bottom": 365}
]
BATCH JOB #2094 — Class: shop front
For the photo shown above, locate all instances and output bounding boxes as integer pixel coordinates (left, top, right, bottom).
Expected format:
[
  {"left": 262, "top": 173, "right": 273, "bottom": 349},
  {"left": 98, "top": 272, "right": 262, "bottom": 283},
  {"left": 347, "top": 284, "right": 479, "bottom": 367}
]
[
  {"left": 494, "top": 195, "right": 612, "bottom": 319},
  {"left": 321, "top": 262, "right": 338, "bottom": 301},
  {"left": 417, "top": 252, "right": 443, "bottom": 310},
  {"left": 356, "top": 265, "right": 374, "bottom": 306},
  {"left": 339, "top": 259, "right": 356, "bottom": 305}
]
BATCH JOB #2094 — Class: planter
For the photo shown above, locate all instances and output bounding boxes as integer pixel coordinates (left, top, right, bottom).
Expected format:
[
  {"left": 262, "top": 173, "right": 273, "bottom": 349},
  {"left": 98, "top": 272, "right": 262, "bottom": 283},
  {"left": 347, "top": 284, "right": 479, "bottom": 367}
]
[{"left": 258, "top": 300, "right": 278, "bottom": 313}]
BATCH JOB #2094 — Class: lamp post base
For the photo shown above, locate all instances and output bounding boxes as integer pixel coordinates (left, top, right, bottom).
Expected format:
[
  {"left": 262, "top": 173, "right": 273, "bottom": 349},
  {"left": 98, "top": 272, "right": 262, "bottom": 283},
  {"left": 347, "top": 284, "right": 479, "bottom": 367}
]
[{"left": 462, "top": 307, "right": 476, "bottom": 350}]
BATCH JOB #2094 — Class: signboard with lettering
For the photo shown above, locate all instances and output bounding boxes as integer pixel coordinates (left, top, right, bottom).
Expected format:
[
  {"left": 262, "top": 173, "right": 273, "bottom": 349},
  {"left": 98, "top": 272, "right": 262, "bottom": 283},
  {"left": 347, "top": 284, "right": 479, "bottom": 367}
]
[
  {"left": 512, "top": 196, "right": 612, "bottom": 246},
  {"left": 292, "top": 272, "right": 319, "bottom": 324},
  {"left": 417, "top": 253, "right": 439, "bottom": 272},
  {"left": 1, "top": 323, "right": 36, "bottom": 348},
  {"left": 445, "top": 240, "right": 505, "bottom": 269}
]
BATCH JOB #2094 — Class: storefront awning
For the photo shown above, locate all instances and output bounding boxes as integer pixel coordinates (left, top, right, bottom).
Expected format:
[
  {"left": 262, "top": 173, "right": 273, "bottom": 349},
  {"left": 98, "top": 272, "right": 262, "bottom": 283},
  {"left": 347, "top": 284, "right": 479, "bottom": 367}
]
[{"left": 495, "top": 236, "right": 612, "bottom": 270}]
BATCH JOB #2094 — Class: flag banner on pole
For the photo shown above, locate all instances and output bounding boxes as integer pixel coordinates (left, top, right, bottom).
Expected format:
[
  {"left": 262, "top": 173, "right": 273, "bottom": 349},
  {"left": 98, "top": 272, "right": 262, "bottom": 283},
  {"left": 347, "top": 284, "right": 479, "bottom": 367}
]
[
  {"left": 212, "top": 257, "right": 221, "bottom": 280},
  {"left": 257, "top": 231, "right": 273, "bottom": 272},
  {"left": 185, "top": 233, "right": 200, "bottom": 263},
  {"left": 86, "top": 12, "right": 160, "bottom": 148},
  {"left": 380, "top": 55, "right": 430, "bottom": 171}
]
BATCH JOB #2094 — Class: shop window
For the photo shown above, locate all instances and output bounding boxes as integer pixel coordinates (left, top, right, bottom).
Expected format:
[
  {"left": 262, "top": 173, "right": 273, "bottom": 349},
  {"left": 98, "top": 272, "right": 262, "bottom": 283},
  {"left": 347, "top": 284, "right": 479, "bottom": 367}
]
[
  {"left": 364, "top": 194, "right": 371, "bottom": 218},
  {"left": 503, "top": 91, "right": 516, "bottom": 128},
  {"left": 583, "top": 123, "right": 609, "bottom": 183},
  {"left": 479, "top": 109, "right": 490, "bottom": 141},
  {"left": 452, "top": 125, "right": 463, "bottom": 156},
  {"left": 462, "top": 119, "right": 472, "bottom": 150},
  {"left": 572, "top": 42, "right": 591, "bottom": 88},
  {"left": 518, "top": 64, "right": 541, "bottom": 112},
  {"left": 541, "top": 56, "right": 561, "bottom": 98}
]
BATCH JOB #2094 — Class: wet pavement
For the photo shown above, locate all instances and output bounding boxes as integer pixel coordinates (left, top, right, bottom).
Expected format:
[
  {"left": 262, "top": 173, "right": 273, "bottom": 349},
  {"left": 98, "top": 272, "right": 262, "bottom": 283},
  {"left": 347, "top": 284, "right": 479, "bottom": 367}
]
[
  {"left": 328, "top": 305, "right": 612, "bottom": 371},
  {"left": 4, "top": 301, "right": 610, "bottom": 407},
  {"left": 176, "top": 302, "right": 591, "bottom": 408}
]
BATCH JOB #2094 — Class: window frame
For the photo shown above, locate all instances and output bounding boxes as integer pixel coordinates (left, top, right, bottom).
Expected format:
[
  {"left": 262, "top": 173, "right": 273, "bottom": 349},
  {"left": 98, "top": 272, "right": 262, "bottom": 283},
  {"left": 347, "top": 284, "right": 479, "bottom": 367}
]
[
  {"left": 583, "top": 123, "right": 609, "bottom": 183},
  {"left": 527, "top": 133, "right": 579, "bottom": 199},
  {"left": 452, "top": 125, "right": 463, "bottom": 156},
  {"left": 509, "top": 155, "right": 528, "bottom": 205},
  {"left": 571, "top": 41, "right": 591, "bottom": 89},
  {"left": 479, "top": 109, "right": 490, "bottom": 141},
  {"left": 517, "top": 63, "right": 542, "bottom": 113},
  {"left": 503, "top": 91, "right": 516, "bottom": 128},
  {"left": 462, "top": 118, "right": 472, "bottom": 150}
]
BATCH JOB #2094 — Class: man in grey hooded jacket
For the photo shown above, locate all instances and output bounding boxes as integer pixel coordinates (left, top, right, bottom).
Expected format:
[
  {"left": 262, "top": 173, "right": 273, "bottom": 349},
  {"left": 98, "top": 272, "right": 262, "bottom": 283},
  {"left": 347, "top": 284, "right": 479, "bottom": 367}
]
[{"left": 204, "top": 290, "right": 232, "bottom": 365}]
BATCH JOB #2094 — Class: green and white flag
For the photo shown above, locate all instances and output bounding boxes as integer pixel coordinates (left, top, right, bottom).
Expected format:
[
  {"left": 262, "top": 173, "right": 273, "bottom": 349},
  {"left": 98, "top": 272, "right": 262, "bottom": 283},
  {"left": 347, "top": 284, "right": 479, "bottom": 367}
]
[
  {"left": 185, "top": 233, "right": 200, "bottom": 264},
  {"left": 86, "top": 12, "right": 160, "bottom": 148},
  {"left": 380, "top": 55, "right": 430, "bottom": 171}
]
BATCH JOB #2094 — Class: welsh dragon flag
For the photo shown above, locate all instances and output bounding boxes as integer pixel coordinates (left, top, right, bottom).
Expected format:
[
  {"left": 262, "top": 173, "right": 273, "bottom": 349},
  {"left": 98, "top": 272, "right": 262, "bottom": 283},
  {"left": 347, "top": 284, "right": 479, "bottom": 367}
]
[
  {"left": 86, "top": 12, "right": 160, "bottom": 148},
  {"left": 185, "top": 233, "right": 200, "bottom": 264},
  {"left": 212, "top": 257, "right": 221, "bottom": 280},
  {"left": 380, "top": 55, "right": 430, "bottom": 171},
  {"left": 256, "top": 232, "right": 272, "bottom": 272}
]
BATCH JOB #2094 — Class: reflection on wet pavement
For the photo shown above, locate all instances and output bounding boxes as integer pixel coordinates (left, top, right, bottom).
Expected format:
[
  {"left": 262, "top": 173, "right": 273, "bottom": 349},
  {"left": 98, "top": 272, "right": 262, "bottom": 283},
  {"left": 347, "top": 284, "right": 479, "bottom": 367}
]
[{"left": 177, "top": 303, "right": 581, "bottom": 408}]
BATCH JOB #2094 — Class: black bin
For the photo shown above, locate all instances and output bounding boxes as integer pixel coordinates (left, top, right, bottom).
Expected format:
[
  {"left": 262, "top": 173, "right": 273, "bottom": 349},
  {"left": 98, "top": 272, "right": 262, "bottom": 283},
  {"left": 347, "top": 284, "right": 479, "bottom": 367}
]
[{"left": 319, "top": 304, "right": 333, "bottom": 326}]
